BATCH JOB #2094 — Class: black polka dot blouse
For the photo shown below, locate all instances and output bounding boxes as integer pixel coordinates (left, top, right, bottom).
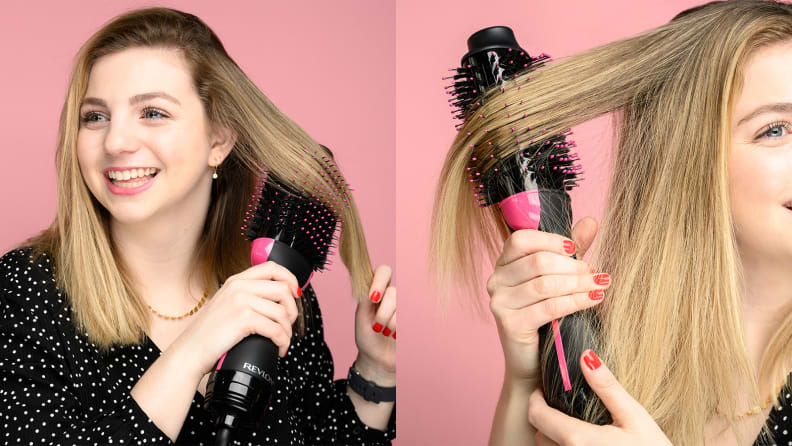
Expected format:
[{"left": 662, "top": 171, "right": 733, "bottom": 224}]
[
  {"left": 754, "top": 378, "right": 792, "bottom": 446},
  {"left": 0, "top": 248, "right": 396, "bottom": 445}
]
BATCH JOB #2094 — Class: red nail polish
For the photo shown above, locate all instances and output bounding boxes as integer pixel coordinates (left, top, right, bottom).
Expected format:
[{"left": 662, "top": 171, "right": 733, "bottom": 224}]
[
  {"left": 583, "top": 350, "right": 601, "bottom": 371},
  {"left": 563, "top": 240, "right": 576, "bottom": 255},
  {"left": 383, "top": 327, "right": 391, "bottom": 337},
  {"left": 297, "top": 287, "right": 302, "bottom": 298},
  {"left": 593, "top": 273, "right": 610, "bottom": 286},
  {"left": 392, "top": 331, "right": 396, "bottom": 339},
  {"left": 373, "top": 323, "right": 383, "bottom": 333},
  {"left": 370, "top": 290, "right": 381, "bottom": 303},
  {"left": 589, "top": 289, "right": 604, "bottom": 300}
]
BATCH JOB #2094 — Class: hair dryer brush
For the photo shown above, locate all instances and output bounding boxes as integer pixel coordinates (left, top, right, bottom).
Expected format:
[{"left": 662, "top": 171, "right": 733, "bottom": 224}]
[
  {"left": 445, "top": 26, "right": 610, "bottom": 424},
  {"left": 203, "top": 166, "right": 341, "bottom": 445}
]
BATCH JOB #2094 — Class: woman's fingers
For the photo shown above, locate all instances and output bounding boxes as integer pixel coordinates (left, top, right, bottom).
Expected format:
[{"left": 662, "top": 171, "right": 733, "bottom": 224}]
[
  {"left": 372, "top": 285, "right": 396, "bottom": 336},
  {"left": 245, "top": 308, "right": 292, "bottom": 357},
  {"left": 385, "top": 312, "right": 396, "bottom": 339},
  {"left": 579, "top": 350, "right": 648, "bottom": 426},
  {"left": 229, "top": 260, "right": 300, "bottom": 299},
  {"left": 490, "top": 252, "right": 591, "bottom": 289},
  {"left": 490, "top": 273, "right": 609, "bottom": 312},
  {"left": 497, "top": 229, "right": 576, "bottom": 267},
  {"left": 496, "top": 290, "right": 604, "bottom": 338},
  {"left": 368, "top": 264, "right": 392, "bottom": 303},
  {"left": 527, "top": 388, "right": 598, "bottom": 445},
  {"left": 245, "top": 296, "right": 293, "bottom": 340},
  {"left": 228, "top": 279, "right": 299, "bottom": 324}
]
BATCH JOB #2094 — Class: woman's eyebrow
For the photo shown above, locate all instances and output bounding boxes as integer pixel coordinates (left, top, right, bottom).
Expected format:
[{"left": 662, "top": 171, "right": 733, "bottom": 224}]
[
  {"left": 80, "top": 91, "right": 181, "bottom": 108},
  {"left": 737, "top": 102, "right": 792, "bottom": 127}
]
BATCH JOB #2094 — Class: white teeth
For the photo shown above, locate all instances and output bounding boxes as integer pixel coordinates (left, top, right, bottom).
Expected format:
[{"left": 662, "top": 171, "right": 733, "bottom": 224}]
[
  {"left": 107, "top": 168, "right": 158, "bottom": 182},
  {"left": 114, "top": 179, "right": 148, "bottom": 188}
]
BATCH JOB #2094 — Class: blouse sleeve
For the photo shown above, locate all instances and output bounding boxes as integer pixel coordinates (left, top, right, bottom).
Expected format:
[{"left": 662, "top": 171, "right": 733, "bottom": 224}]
[
  {"left": 289, "top": 286, "right": 396, "bottom": 445},
  {"left": 0, "top": 248, "right": 172, "bottom": 445}
]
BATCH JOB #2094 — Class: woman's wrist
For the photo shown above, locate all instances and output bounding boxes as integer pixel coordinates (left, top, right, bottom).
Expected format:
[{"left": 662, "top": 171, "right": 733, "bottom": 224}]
[
  {"left": 503, "top": 372, "right": 539, "bottom": 394},
  {"left": 353, "top": 353, "right": 396, "bottom": 387}
]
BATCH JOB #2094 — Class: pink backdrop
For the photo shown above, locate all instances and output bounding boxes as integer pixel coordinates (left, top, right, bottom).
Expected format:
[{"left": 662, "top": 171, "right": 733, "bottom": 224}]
[
  {"left": 1, "top": 0, "right": 724, "bottom": 442},
  {"left": 396, "top": 0, "right": 704, "bottom": 444},
  {"left": 0, "top": 0, "right": 394, "bottom": 425}
]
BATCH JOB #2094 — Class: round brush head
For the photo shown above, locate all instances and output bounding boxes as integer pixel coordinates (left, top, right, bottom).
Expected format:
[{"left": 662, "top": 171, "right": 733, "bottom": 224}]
[
  {"left": 475, "top": 133, "right": 583, "bottom": 208},
  {"left": 444, "top": 26, "right": 549, "bottom": 128},
  {"left": 242, "top": 174, "right": 340, "bottom": 273}
]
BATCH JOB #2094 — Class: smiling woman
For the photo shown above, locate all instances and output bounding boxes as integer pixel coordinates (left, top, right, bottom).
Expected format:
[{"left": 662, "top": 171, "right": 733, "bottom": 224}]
[{"left": 0, "top": 6, "right": 395, "bottom": 446}]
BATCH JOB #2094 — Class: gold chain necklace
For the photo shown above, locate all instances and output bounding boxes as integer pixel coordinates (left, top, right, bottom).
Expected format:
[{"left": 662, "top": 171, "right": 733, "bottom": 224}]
[
  {"left": 146, "top": 291, "right": 208, "bottom": 321},
  {"left": 724, "top": 377, "right": 789, "bottom": 419}
]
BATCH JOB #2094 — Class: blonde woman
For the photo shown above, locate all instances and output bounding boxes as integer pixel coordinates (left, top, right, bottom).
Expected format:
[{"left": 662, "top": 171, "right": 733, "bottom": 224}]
[
  {"left": 0, "top": 7, "right": 395, "bottom": 445},
  {"left": 431, "top": 1, "right": 792, "bottom": 445}
]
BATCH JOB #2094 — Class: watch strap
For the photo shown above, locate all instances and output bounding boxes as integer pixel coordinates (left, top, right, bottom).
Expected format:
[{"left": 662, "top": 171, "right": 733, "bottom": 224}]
[{"left": 347, "top": 366, "right": 396, "bottom": 403}]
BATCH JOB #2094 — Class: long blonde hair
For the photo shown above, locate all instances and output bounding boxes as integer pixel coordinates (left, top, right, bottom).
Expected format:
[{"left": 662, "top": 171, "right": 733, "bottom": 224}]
[
  {"left": 431, "top": 1, "right": 792, "bottom": 444},
  {"left": 19, "top": 7, "right": 373, "bottom": 351}
]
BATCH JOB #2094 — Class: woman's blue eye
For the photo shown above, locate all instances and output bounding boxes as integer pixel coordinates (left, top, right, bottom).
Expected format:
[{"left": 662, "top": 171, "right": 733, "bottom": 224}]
[
  {"left": 758, "top": 121, "right": 790, "bottom": 139},
  {"left": 81, "top": 112, "right": 105, "bottom": 123},
  {"left": 79, "top": 107, "right": 168, "bottom": 124},
  {"left": 142, "top": 107, "right": 168, "bottom": 119}
]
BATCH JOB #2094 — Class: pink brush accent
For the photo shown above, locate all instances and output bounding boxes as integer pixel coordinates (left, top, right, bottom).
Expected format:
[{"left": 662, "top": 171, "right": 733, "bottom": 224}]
[
  {"left": 498, "top": 190, "right": 541, "bottom": 230},
  {"left": 500, "top": 191, "right": 572, "bottom": 392},
  {"left": 216, "top": 352, "right": 228, "bottom": 371},
  {"left": 303, "top": 271, "right": 314, "bottom": 290},
  {"left": 552, "top": 319, "right": 572, "bottom": 391},
  {"left": 251, "top": 237, "right": 275, "bottom": 265}
]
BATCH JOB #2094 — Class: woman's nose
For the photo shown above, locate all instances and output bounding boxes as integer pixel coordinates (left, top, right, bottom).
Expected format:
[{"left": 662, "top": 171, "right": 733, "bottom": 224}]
[{"left": 103, "top": 115, "right": 140, "bottom": 156}]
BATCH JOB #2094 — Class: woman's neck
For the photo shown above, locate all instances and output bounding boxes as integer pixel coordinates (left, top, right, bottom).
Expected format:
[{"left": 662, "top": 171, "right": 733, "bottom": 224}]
[
  {"left": 110, "top": 209, "right": 208, "bottom": 308},
  {"left": 738, "top": 251, "right": 792, "bottom": 377}
]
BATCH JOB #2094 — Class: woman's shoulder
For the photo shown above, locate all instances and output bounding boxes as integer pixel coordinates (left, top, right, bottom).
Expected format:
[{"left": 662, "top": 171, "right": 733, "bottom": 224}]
[{"left": 1, "top": 246, "right": 59, "bottom": 308}]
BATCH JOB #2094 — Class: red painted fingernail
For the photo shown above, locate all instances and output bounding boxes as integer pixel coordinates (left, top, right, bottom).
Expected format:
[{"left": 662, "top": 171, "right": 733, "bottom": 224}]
[
  {"left": 382, "top": 327, "right": 391, "bottom": 337},
  {"left": 392, "top": 331, "right": 396, "bottom": 339},
  {"left": 563, "top": 240, "right": 576, "bottom": 255},
  {"left": 297, "top": 287, "right": 302, "bottom": 297},
  {"left": 583, "top": 350, "right": 601, "bottom": 371},
  {"left": 589, "top": 289, "right": 604, "bottom": 300},
  {"left": 593, "top": 273, "right": 610, "bottom": 286},
  {"left": 373, "top": 323, "right": 383, "bottom": 333},
  {"left": 370, "top": 290, "right": 381, "bottom": 303}
]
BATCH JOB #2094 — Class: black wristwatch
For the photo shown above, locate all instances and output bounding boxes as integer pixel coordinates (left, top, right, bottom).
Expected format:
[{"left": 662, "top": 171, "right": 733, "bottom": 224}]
[{"left": 347, "top": 366, "right": 396, "bottom": 403}]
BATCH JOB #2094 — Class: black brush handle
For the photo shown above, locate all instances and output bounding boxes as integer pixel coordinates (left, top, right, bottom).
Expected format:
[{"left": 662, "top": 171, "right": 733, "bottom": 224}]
[
  {"left": 535, "top": 190, "right": 610, "bottom": 424},
  {"left": 203, "top": 241, "right": 307, "bottom": 430}
]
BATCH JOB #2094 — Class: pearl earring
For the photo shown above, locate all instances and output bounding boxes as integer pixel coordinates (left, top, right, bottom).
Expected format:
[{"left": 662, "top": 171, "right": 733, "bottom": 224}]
[{"left": 212, "top": 164, "right": 219, "bottom": 180}]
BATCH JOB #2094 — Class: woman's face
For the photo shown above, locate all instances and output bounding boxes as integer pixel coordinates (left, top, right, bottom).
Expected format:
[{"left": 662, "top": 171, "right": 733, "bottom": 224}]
[
  {"left": 77, "top": 47, "right": 229, "bottom": 226},
  {"left": 729, "top": 40, "right": 792, "bottom": 263}
]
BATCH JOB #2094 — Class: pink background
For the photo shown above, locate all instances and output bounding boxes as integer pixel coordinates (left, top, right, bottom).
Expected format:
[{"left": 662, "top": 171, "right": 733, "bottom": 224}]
[
  {"left": 0, "top": 0, "right": 394, "bottom": 421},
  {"left": 396, "top": 0, "right": 704, "bottom": 444},
  {"left": 0, "top": 0, "right": 721, "bottom": 443}
]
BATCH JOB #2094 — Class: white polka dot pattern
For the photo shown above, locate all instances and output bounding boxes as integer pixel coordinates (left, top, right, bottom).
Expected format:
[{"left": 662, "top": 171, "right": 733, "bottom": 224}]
[
  {"left": 754, "top": 383, "right": 792, "bottom": 446},
  {"left": 0, "top": 248, "right": 395, "bottom": 445}
]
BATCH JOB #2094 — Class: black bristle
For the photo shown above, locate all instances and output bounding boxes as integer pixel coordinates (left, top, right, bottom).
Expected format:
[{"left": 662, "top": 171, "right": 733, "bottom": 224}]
[
  {"left": 476, "top": 132, "right": 582, "bottom": 207},
  {"left": 242, "top": 177, "right": 338, "bottom": 272},
  {"left": 446, "top": 49, "right": 547, "bottom": 128}
]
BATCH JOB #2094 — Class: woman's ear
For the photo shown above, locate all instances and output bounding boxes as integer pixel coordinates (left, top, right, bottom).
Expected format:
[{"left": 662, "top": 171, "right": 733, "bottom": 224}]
[{"left": 209, "top": 123, "right": 237, "bottom": 166}]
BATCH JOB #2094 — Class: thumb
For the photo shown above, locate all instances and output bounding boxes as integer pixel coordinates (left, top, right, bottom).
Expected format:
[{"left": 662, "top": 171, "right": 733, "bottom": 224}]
[
  {"left": 570, "top": 216, "right": 598, "bottom": 259},
  {"left": 580, "top": 349, "right": 645, "bottom": 426}
]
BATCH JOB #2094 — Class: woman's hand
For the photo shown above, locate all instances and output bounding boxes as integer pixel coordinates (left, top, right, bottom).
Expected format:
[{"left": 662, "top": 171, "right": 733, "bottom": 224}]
[
  {"left": 168, "top": 261, "right": 301, "bottom": 381},
  {"left": 487, "top": 216, "right": 604, "bottom": 385},
  {"left": 528, "top": 350, "right": 672, "bottom": 446},
  {"left": 353, "top": 264, "right": 396, "bottom": 386}
]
